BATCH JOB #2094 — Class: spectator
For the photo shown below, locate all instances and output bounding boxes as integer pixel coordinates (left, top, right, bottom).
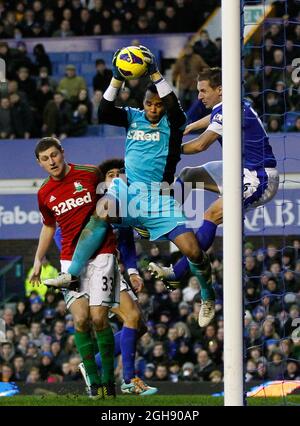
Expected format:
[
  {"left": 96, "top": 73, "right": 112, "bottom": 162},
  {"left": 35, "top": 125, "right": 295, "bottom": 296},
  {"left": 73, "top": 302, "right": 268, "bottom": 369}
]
[
  {"left": 182, "top": 276, "right": 200, "bottom": 303},
  {"left": 77, "top": 8, "right": 93, "bottom": 35},
  {"left": 90, "top": 90, "right": 103, "bottom": 124},
  {"left": 73, "top": 88, "right": 92, "bottom": 122},
  {"left": 0, "top": 20, "right": 9, "bottom": 38},
  {"left": 51, "top": 320, "right": 68, "bottom": 347},
  {"left": 193, "top": 30, "right": 218, "bottom": 67},
  {"left": 39, "top": 352, "right": 61, "bottom": 381},
  {"left": 13, "top": 355, "right": 27, "bottom": 381},
  {"left": 70, "top": 103, "right": 89, "bottom": 136},
  {"left": 0, "top": 342, "right": 15, "bottom": 363},
  {"left": 13, "top": 301, "right": 30, "bottom": 326},
  {"left": 179, "top": 362, "right": 196, "bottom": 381},
  {"left": 55, "top": 300, "right": 67, "bottom": 321},
  {"left": 172, "top": 43, "right": 208, "bottom": 110},
  {"left": 143, "top": 363, "right": 155, "bottom": 381},
  {"left": 9, "top": 92, "right": 33, "bottom": 138},
  {"left": 33, "top": 43, "right": 52, "bottom": 75},
  {"left": 43, "top": 91, "right": 73, "bottom": 139},
  {"left": 0, "top": 362, "right": 15, "bottom": 382},
  {"left": 57, "top": 64, "right": 87, "bottom": 104},
  {"left": 15, "top": 66, "right": 37, "bottom": 104},
  {"left": 148, "top": 342, "right": 168, "bottom": 366},
  {"left": 194, "top": 350, "right": 216, "bottom": 381},
  {"left": 284, "top": 361, "right": 300, "bottom": 380},
  {"left": 28, "top": 322, "right": 49, "bottom": 348},
  {"left": 154, "top": 363, "right": 169, "bottom": 381},
  {"left": 169, "top": 360, "right": 181, "bottom": 382},
  {"left": 27, "top": 297, "right": 44, "bottom": 324},
  {"left": 26, "top": 366, "right": 41, "bottom": 383},
  {"left": 25, "top": 256, "right": 58, "bottom": 300},
  {"left": 0, "top": 97, "right": 14, "bottom": 139},
  {"left": 2, "top": 308, "right": 14, "bottom": 328},
  {"left": 52, "top": 20, "right": 74, "bottom": 37},
  {"left": 43, "top": 8, "right": 56, "bottom": 37},
  {"left": 17, "top": 334, "right": 29, "bottom": 356}
]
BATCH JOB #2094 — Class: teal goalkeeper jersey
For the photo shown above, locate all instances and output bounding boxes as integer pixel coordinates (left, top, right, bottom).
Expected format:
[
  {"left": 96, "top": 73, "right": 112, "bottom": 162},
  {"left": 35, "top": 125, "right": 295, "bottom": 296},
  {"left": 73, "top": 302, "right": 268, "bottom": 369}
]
[
  {"left": 98, "top": 92, "right": 187, "bottom": 189},
  {"left": 124, "top": 107, "right": 181, "bottom": 187}
]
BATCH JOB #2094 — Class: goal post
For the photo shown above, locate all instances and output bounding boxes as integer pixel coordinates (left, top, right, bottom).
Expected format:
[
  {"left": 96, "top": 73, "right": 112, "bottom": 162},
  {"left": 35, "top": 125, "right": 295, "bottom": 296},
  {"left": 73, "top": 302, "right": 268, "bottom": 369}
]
[{"left": 222, "top": 0, "right": 245, "bottom": 406}]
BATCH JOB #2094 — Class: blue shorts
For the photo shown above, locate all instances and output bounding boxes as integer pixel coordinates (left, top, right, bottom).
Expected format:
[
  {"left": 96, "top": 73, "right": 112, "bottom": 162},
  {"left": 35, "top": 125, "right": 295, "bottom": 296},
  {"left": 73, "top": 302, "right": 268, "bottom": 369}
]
[{"left": 107, "top": 177, "right": 188, "bottom": 241}]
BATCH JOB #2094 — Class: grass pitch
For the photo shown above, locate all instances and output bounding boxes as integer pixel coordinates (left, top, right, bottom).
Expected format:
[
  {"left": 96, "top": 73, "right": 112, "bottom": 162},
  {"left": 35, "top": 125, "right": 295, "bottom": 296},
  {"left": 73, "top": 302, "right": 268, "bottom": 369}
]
[{"left": 0, "top": 394, "right": 300, "bottom": 406}]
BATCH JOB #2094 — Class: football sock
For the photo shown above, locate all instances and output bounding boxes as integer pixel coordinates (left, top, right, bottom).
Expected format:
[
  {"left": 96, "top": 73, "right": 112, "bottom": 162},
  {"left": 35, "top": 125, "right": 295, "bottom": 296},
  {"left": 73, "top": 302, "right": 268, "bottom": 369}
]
[
  {"left": 120, "top": 327, "right": 138, "bottom": 383},
  {"left": 95, "top": 330, "right": 121, "bottom": 370},
  {"left": 96, "top": 327, "right": 115, "bottom": 384},
  {"left": 74, "top": 331, "right": 101, "bottom": 385},
  {"left": 173, "top": 220, "right": 217, "bottom": 280},
  {"left": 195, "top": 220, "right": 217, "bottom": 251},
  {"left": 188, "top": 258, "right": 215, "bottom": 301},
  {"left": 68, "top": 216, "right": 108, "bottom": 277}
]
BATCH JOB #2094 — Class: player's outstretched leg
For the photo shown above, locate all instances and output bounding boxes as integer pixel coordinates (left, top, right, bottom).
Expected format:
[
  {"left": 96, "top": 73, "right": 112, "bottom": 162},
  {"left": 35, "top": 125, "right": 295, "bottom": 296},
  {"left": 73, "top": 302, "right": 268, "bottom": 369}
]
[
  {"left": 149, "top": 199, "right": 222, "bottom": 285},
  {"left": 168, "top": 229, "right": 216, "bottom": 327},
  {"left": 44, "top": 213, "right": 109, "bottom": 288}
]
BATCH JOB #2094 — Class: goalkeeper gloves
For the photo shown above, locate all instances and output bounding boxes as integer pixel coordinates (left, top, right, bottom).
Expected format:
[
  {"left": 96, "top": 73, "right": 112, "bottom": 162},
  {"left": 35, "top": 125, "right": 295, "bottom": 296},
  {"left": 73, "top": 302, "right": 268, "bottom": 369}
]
[
  {"left": 112, "top": 48, "right": 125, "bottom": 81},
  {"left": 139, "top": 45, "right": 159, "bottom": 76}
]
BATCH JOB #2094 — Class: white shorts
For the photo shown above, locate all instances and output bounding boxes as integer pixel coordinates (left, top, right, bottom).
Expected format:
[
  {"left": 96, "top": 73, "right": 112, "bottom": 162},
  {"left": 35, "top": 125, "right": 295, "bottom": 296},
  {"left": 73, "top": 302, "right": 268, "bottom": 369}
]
[
  {"left": 120, "top": 273, "right": 138, "bottom": 301},
  {"left": 61, "top": 254, "right": 120, "bottom": 310},
  {"left": 108, "top": 272, "right": 138, "bottom": 319},
  {"left": 202, "top": 161, "right": 279, "bottom": 210}
]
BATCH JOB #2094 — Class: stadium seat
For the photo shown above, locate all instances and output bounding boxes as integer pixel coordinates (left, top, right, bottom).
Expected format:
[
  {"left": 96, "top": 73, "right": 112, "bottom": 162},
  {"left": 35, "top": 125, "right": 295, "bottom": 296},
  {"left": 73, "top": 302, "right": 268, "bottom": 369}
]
[
  {"left": 67, "top": 52, "right": 91, "bottom": 63},
  {"left": 48, "top": 52, "right": 67, "bottom": 63},
  {"left": 90, "top": 51, "right": 114, "bottom": 65},
  {"left": 80, "top": 63, "right": 95, "bottom": 74}
]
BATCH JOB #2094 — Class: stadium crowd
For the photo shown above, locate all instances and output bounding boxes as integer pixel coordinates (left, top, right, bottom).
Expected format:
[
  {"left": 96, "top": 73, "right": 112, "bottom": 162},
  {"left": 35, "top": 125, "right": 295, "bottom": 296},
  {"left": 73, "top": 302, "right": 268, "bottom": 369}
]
[
  {"left": 0, "top": 0, "right": 299, "bottom": 138},
  {"left": 0, "top": 0, "right": 220, "bottom": 38},
  {"left": 1, "top": 240, "right": 300, "bottom": 385}
]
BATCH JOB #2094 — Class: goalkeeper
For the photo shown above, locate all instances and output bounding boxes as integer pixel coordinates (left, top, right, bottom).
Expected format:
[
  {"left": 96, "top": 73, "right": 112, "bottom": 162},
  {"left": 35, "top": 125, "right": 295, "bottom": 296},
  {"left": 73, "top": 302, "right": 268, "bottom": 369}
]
[{"left": 44, "top": 46, "right": 216, "bottom": 328}]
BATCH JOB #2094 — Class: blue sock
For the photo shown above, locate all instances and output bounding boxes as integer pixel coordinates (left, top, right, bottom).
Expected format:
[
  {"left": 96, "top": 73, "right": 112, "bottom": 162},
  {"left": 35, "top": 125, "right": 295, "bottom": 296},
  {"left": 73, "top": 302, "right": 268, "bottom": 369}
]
[
  {"left": 173, "top": 256, "right": 189, "bottom": 280},
  {"left": 173, "top": 220, "right": 217, "bottom": 280},
  {"left": 68, "top": 216, "right": 108, "bottom": 277},
  {"left": 95, "top": 330, "right": 121, "bottom": 370},
  {"left": 120, "top": 327, "right": 138, "bottom": 383},
  {"left": 195, "top": 220, "right": 217, "bottom": 251}
]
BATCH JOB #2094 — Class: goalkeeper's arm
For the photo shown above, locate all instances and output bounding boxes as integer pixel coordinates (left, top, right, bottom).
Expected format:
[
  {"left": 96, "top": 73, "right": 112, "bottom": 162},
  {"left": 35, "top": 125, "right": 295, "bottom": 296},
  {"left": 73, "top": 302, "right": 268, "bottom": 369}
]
[
  {"left": 140, "top": 45, "right": 186, "bottom": 128},
  {"left": 98, "top": 77, "right": 128, "bottom": 127}
]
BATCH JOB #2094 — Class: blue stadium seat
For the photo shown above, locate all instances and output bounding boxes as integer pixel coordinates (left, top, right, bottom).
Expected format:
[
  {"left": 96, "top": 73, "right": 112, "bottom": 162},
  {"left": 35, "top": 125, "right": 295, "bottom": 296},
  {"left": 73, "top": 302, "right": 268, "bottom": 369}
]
[
  {"left": 80, "top": 63, "right": 95, "bottom": 74},
  {"left": 90, "top": 51, "right": 114, "bottom": 65},
  {"left": 83, "top": 74, "right": 94, "bottom": 86},
  {"left": 67, "top": 52, "right": 90, "bottom": 63},
  {"left": 49, "top": 52, "right": 67, "bottom": 63}
]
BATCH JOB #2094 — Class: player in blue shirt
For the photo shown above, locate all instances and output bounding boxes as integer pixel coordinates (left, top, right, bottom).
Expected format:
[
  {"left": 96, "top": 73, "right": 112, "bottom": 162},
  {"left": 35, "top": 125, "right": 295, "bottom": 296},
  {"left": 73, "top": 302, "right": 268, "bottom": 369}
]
[
  {"left": 149, "top": 67, "right": 279, "bottom": 283},
  {"left": 44, "top": 47, "right": 215, "bottom": 328}
]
